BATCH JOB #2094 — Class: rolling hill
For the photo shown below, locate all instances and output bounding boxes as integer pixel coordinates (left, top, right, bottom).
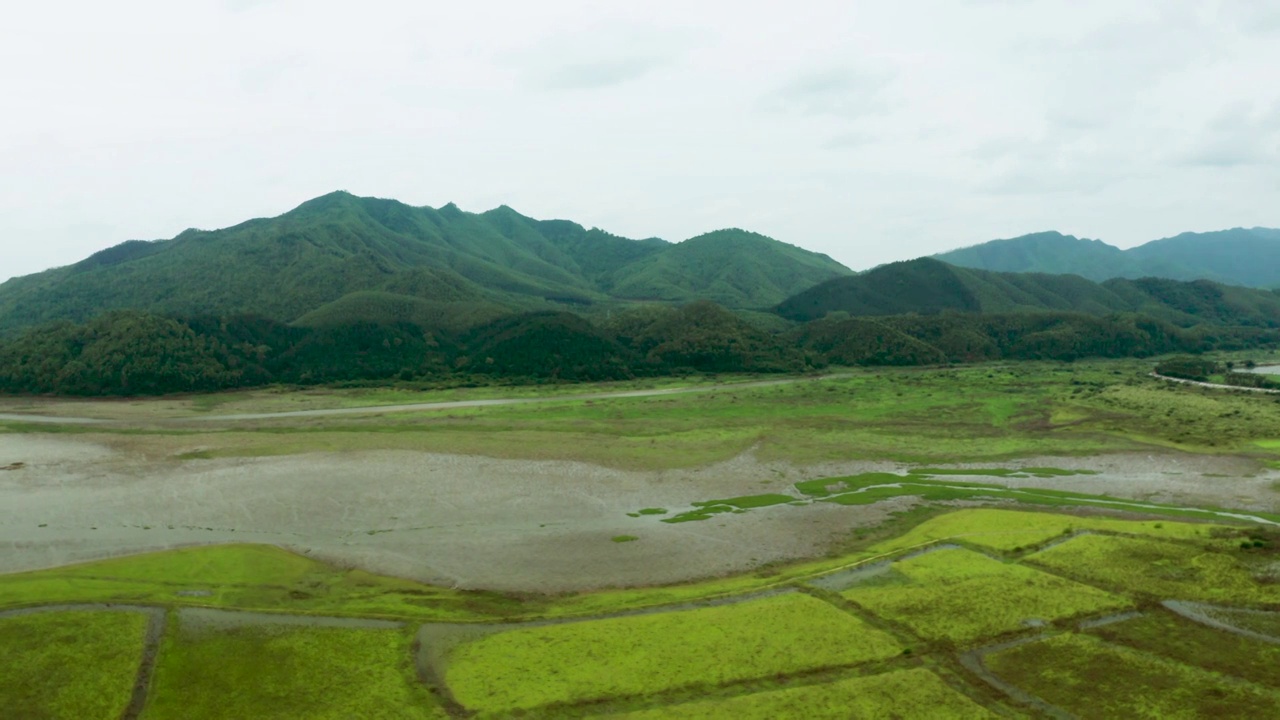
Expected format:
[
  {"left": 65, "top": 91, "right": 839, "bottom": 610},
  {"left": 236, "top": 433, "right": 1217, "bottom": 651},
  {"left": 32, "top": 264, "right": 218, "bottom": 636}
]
[
  {"left": 0, "top": 192, "right": 851, "bottom": 335},
  {"left": 776, "top": 257, "right": 1280, "bottom": 327},
  {"left": 935, "top": 228, "right": 1280, "bottom": 287}
]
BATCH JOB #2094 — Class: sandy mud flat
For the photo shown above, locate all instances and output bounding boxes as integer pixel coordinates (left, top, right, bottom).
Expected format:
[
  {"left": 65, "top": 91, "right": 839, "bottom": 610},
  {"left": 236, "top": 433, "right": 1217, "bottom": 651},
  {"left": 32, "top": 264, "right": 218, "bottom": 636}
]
[{"left": 1, "top": 436, "right": 1276, "bottom": 592}]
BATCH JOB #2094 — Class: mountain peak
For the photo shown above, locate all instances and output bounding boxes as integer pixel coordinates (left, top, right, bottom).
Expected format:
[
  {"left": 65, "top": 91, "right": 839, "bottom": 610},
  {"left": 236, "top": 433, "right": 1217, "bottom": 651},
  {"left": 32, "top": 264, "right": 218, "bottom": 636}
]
[{"left": 0, "top": 193, "right": 852, "bottom": 334}]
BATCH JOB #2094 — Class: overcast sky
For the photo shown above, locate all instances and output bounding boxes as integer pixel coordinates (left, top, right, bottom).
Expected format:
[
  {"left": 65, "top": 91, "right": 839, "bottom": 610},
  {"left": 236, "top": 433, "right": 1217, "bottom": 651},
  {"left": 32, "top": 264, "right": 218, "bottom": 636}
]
[{"left": 2, "top": 0, "right": 1278, "bottom": 282}]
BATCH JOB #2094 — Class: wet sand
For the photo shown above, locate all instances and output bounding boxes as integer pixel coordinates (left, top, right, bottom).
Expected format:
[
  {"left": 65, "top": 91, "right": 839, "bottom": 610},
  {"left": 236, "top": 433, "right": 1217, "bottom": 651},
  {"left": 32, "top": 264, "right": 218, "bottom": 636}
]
[{"left": 1, "top": 436, "right": 1276, "bottom": 593}]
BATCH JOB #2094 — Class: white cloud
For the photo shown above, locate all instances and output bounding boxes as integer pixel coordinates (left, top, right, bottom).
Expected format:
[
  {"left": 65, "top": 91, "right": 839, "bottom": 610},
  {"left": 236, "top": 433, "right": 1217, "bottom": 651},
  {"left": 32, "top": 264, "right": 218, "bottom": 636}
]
[{"left": 1, "top": 0, "right": 1278, "bottom": 282}]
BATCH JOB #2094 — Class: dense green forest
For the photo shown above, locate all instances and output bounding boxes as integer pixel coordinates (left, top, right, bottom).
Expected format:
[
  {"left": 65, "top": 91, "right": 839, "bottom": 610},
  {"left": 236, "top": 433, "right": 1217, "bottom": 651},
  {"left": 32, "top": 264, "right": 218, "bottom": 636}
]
[
  {"left": 934, "top": 227, "right": 1280, "bottom": 286},
  {"left": 0, "top": 192, "right": 850, "bottom": 335},
  {"left": 778, "top": 258, "right": 1280, "bottom": 326},
  {"left": 4, "top": 192, "right": 1280, "bottom": 396},
  {"left": 1, "top": 301, "right": 1272, "bottom": 396}
]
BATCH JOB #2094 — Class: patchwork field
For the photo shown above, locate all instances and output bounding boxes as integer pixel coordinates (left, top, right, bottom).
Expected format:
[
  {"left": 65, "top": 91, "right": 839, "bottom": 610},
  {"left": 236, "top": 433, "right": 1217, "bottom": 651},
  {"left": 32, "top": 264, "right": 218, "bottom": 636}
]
[
  {"left": 2, "top": 505, "right": 1278, "bottom": 717},
  {"left": 5, "top": 360, "right": 1280, "bottom": 716}
]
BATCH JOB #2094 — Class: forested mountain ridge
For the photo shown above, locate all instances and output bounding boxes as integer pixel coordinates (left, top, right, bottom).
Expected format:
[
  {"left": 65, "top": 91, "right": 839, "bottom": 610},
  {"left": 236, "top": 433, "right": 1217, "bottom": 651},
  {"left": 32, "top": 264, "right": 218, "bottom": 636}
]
[
  {"left": 0, "top": 192, "right": 851, "bottom": 335},
  {"left": 776, "top": 257, "right": 1280, "bottom": 328},
  {"left": 934, "top": 227, "right": 1280, "bottom": 286},
  {"left": 5, "top": 254, "right": 1280, "bottom": 396}
]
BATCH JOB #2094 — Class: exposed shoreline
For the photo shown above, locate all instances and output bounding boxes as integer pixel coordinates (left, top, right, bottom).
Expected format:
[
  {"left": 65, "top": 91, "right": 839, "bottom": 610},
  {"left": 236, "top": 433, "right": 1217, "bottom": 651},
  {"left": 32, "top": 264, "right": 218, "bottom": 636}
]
[{"left": 2, "top": 435, "right": 1276, "bottom": 592}]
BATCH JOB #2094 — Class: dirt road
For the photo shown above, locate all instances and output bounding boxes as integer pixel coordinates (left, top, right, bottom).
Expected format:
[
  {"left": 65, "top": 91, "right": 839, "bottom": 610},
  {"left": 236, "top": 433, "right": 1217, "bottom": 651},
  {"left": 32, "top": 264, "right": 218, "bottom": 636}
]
[{"left": 0, "top": 375, "right": 838, "bottom": 426}]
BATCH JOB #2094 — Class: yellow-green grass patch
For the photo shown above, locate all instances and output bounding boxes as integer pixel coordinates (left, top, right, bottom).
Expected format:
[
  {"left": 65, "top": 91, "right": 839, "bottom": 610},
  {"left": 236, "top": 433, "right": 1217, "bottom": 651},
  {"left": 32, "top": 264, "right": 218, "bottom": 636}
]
[
  {"left": 1, "top": 610, "right": 146, "bottom": 719},
  {"left": 984, "top": 633, "right": 1280, "bottom": 718},
  {"left": 603, "top": 667, "right": 996, "bottom": 719},
  {"left": 1026, "top": 534, "right": 1280, "bottom": 604},
  {"left": 874, "top": 508, "right": 1217, "bottom": 554},
  {"left": 1085, "top": 611, "right": 1280, "bottom": 688},
  {"left": 844, "top": 548, "right": 1130, "bottom": 643},
  {"left": 442, "top": 593, "right": 902, "bottom": 714},
  {"left": 0, "top": 544, "right": 519, "bottom": 621},
  {"left": 144, "top": 620, "right": 443, "bottom": 719},
  {"left": 0, "top": 541, "right": 899, "bottom": 624}
]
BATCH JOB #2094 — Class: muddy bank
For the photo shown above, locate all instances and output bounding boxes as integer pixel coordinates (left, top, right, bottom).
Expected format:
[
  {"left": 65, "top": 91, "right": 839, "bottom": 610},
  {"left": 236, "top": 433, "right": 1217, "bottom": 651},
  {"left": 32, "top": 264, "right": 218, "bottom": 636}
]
[{"left": 1, "top": 435, "right": 1277, "bottom": 593}]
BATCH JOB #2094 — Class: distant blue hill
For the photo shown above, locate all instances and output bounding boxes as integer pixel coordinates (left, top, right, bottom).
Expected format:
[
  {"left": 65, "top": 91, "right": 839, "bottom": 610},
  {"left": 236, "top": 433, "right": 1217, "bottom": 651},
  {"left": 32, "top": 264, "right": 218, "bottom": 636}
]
[{"left": 934, "top": 228, "right": 1280, "bottom": 287}]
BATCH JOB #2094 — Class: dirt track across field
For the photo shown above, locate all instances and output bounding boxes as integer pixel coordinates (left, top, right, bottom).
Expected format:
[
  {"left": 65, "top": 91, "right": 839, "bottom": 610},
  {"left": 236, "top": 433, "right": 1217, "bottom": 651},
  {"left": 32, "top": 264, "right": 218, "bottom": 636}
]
[{"left": 0, "top": 375, "right": 842, "bottom": 426}]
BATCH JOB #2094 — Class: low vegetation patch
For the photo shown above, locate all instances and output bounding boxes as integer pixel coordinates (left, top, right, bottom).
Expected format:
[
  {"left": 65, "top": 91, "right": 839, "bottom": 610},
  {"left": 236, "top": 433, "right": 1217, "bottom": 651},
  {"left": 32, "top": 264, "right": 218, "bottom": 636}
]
[
  {"left": 145, "top": 620, "right": 443, "bottom": 719},
  {"left": 984, "top": 633, "right": 1280, "bottom": 717},
  {"left": 0, "top": 544, "right": 518, "bottom": 621},
  {"left": 656, "top": 469, "right": 1276, "bottom": 528},
  {"left": 1085, "top": 611, "right": 1280, "bottom": 688},
  {"left": 442, "top": 593, "right": 902, "bottom": 713},
  {"left": 1027, "top": 534, "right": 1280, "bottom": 604},
  {"left": 1197, "top": 605, "right": 1280, "bottom": 639},
  {"left": 844, "top": 547, "right": 1130, "bottom": 643},
  {"left": 0, "top": 610, "right": 147, "bottom": 719}
]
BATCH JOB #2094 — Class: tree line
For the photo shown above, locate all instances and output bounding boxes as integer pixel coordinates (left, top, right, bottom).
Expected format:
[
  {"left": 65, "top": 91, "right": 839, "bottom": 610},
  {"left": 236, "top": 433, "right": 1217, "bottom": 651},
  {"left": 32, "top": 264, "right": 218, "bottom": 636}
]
[{"left": 0, "top": 302, "right": 1274, "bottom": 396}]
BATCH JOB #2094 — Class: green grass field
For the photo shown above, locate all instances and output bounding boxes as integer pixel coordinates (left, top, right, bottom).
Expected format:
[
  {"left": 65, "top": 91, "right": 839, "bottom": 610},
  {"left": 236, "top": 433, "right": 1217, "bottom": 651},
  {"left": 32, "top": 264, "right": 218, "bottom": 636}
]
[
  {"left": 442, "top": 594, "right": 902, "bottom": 713},
  {"left": 1027, "top": 533, "right": 1280, "bottom": 604},
  {"left": 0, "top": 544, "right": 522, "bottom": 622},
  {"left": 843, "top": 547, "right": 1131, "bottom": 643},
  {"left": 144, "top": 619, "right": 443, "bottom": 719},
  {"left": 4, "top": 506, "right": 1280, "bottom": 716},
  {"left": 984, "top": 633, "right": 1280, "bottom": 718},
  {"left": 1, "top": 610, "right": 147, "bottom": 719},
  {"left": 869, "top": 508, "right": 1217, "bottom": 553},
  {"left": 605, "top": 667, "right": 997, "bottom": 719}
]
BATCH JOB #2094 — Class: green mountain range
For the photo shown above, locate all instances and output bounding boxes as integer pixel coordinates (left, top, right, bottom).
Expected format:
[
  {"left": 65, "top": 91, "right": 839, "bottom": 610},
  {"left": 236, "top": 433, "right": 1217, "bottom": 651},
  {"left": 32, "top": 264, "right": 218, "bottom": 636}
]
[
  {"left": 934, "top": 228, "right": 1280, "bottom": 287},
  {"left": 776, "top": 257, "right": 1280, "bottom": 327},
  {"left": 0, "top": 192, "right": 851, "bottom": 335}
]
